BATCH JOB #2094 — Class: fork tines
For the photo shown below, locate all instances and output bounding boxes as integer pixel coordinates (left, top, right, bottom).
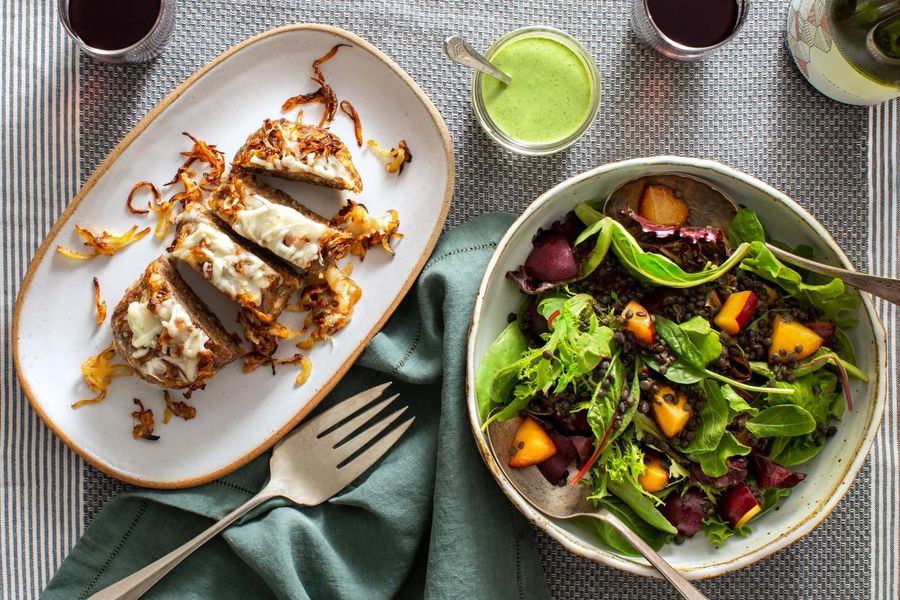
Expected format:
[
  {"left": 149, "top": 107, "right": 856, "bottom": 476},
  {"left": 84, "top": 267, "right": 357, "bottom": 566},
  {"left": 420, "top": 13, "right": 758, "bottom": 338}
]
[{"left": 305, "top": 381, "right": 414, "bottom": 472}]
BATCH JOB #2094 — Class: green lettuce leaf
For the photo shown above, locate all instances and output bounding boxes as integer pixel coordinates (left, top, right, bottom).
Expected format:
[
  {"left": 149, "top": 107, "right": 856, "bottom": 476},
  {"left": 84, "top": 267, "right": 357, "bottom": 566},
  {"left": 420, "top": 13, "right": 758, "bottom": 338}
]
[
  {"left": 764, "top": 370, "right": 840, "bottom": 426},
  {"left": 608, "top": 360, "right": 643, "bottom": 447},
  {"left": 739, "top": 241, "right": 859, "bottom": 322},
  {"left": 768, "top": 432, "right": 824, "bottom": 466},
  {"left": 475, "top": 322, "right": 528, "bottom": 421},
  {"left": 654, "top": 315, "right": 708, "bottom": 369},
  {"left": 678, "top": 316, "right": 723, "bottom": 365},
  {"left": 746, "top": 405, "right": 817, "bottom": 438},
  {"left": 587, "top": 353, "right": 624, "bottom": 442},
  {"left": 701, "top": 514, "right": 751, "bottom": 547},
  {"left": 683, "top": 380, "right": 729, "bottom": 454},
  {"left": 759, "top": 487, "right": 793, "bottom": 515},
  {"left": 594, "top": 496, "right": 674, "bottom": 556},
  {"left": 483, "top": 294, "right": 615, "bottom": 426},
  {"left": 721, "top": 384, "right": 759, "bottom": 417},
  {"left": 573, "top": 213, "right": 752, "bottom": 288},
  {"left": 607, "top": 479, "right": 678, "bottom": 534},
  {"left": 692, "top": 431, "right": 751, "bottom": 477},
  {"left": 644, "top": 356, "right": 793, "bottom": 395},
  {"left": 726, "top": 208, "right": 767, "bottom": 247}
]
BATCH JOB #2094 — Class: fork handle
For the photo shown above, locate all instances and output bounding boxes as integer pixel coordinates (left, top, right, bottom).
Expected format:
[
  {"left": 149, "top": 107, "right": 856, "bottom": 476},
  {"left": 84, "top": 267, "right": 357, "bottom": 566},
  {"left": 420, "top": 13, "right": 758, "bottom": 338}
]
[
  {"left": 87, "top": 489, "right": 279, "bottom": 600},
  {"left": 589, "top": 509, "right": 709, "bottom": 600},
  {"left": 766, "top": 243, "right": 900, "bottom": 305}
]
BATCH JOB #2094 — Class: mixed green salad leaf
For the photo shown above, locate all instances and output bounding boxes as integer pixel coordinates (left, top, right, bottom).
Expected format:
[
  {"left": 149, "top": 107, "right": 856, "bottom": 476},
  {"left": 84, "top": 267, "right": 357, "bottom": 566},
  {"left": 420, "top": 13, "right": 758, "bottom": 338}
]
[{"left": 477, "top": 194, "right": 867, "bottom": 552}]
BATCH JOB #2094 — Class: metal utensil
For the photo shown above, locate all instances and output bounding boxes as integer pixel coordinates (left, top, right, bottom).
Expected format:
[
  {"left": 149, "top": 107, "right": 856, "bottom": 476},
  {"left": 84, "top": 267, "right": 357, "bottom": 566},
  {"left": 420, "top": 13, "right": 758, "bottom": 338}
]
[
  {"left": 486, "top": 418, "right": 708, "bottom": 600},
  {"left": 443, "top": 34, "right": 512, "bottom": 85},
  {"left": 603, "top": 173, "right": 900, "bottom": 306},
  {"left": 89, "top": 382, "right": 412, "bottom": 600}
]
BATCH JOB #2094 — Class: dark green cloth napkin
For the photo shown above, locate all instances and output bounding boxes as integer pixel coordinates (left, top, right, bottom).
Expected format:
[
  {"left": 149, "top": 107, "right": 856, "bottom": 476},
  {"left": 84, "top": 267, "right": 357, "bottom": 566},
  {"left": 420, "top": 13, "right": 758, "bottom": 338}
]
[{"left": 43, "top": 213, "right": 552, "bottom": 600}]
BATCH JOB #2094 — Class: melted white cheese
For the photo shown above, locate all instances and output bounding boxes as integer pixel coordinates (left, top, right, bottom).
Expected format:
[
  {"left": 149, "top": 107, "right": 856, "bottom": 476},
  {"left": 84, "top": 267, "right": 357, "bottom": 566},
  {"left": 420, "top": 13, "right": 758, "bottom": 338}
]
[
  {"left": 172, "top": 213, "right": 279, "bottom": 306},
  {"left": 127, "top": 297, "right": 210, "bottom": 382},
  {"left": 247, "top": 138, "right": 354, "bottom": 189},
  {"left": 230, "top": 193, "right": 328, "bottom": 270}
]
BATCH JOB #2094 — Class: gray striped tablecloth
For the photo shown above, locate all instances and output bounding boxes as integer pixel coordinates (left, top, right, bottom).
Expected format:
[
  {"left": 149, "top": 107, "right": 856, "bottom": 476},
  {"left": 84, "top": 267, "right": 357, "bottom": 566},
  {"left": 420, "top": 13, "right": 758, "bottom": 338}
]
[{"left": 2, "top": 1, "right": 897, "bottom": 598}]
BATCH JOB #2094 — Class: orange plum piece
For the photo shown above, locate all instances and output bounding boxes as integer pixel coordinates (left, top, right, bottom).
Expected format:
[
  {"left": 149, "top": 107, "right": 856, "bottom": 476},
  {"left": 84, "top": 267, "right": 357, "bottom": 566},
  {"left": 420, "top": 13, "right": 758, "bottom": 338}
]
[
  {"left": 768, "top": 315, "right": 824, "bottom": 361},
  {"left": 638, "top": 455, "right": 670, "bottom": 493},
  {"left": 638, "top": 185, "right": 689, "bottom": 226},
  {"left": 652, "top": 385, "right": 692, "bottom": 439},
  {"left": 623, "top": 300, "right": 655, "bottom": 346},
  {"left": 509, "top": 416, "right": 557, "bottom": 468},
  {"left": 713, "top": 290, "right": 759, "bottom": 336}
]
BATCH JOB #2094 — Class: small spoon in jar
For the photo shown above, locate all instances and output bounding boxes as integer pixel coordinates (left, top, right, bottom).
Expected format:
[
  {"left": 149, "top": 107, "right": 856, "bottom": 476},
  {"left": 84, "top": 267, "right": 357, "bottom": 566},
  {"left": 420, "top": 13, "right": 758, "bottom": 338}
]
[
  {"left": 603, "top": 173, "right": 900, "bottom": 306},
  {"left": 443, "top": 35, "right": 512, "bottom": 85}
]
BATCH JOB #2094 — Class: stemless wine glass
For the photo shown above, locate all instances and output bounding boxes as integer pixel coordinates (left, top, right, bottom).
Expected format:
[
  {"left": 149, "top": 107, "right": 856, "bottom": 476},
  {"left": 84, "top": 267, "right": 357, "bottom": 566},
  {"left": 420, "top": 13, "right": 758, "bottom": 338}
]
[
  {"left": 57, "top": 0, "right": 176, "bottom": 63},
  {"left": 631, "top": 0, "right": 750, "bottom": 61}
]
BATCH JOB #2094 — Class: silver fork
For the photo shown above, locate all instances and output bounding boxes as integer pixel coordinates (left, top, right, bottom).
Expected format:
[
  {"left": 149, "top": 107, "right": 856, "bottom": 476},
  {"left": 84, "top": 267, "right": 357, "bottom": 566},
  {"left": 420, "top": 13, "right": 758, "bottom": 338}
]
[{"left": 89, "top": 382, "right": 411, "bottom": 600}]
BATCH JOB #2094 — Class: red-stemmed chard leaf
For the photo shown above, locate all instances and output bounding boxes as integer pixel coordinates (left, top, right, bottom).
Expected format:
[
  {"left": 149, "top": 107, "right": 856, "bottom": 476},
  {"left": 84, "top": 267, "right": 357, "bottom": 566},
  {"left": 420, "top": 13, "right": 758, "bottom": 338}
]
[
  {"left": 622, "top": 208, "right": 679, "bottom": 238},
  {"left": 799, "top": 352, "right": 853, "bottom": 411},
  {"left": 752, "top": 454, "right": 806, "bottom": 489},
  {"left": 690, "top": 456, "right": 748, "bottom": 488},
  {"left": 622, "top": 208, "right": 723, "bottom": 244},
  {"left": 569, "top": 422, "right": 614, "bottom": 485}
]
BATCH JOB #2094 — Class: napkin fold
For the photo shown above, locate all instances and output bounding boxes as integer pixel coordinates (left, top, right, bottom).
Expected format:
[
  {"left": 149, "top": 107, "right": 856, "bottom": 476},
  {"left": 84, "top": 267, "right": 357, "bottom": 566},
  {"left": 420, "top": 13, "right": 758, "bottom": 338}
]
[{"left": 43, "top": 213, "right": 552, "bottom": 600}]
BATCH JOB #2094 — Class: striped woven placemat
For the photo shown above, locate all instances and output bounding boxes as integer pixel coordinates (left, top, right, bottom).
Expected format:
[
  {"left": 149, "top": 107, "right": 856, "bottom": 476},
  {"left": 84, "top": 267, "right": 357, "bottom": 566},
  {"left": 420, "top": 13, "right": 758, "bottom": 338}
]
[{"left": 1, "top": 1, "right": 897, "bottom": 598}]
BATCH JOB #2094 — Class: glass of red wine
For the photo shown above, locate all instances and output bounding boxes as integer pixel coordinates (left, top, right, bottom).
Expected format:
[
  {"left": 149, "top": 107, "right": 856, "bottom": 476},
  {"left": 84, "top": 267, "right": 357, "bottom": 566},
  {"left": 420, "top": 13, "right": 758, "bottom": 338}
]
[
  {"left": 58, "top": 0, "right": 175, "bottom": 63},
  {"left": 631, "top": 0, "right": 749, "bottom": 61}
]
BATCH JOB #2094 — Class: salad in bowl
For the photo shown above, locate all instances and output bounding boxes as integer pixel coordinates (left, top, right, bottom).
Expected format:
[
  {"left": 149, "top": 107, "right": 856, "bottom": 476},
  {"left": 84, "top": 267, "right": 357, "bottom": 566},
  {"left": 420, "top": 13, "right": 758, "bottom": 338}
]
[{"left": 474, "top": 176, "right": 869, "bottom": 555}]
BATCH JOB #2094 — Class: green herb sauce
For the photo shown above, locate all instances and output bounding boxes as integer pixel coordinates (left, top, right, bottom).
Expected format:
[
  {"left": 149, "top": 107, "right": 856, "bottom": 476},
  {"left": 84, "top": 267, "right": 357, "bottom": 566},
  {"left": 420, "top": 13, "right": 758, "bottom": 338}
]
[{"left": 482, "top": 36, "right": 594, "bottom": 144}]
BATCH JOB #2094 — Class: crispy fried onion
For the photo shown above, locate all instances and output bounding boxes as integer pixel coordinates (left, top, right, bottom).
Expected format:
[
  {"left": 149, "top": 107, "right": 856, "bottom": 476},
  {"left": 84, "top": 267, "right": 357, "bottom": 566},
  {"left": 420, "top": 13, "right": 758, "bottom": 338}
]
[
  {"left": 149, "top": 196, "right": 177, "bottom": 239},
  {"left": 131, "top": 398, "right": 159, "bottom": 441},
  {"left": 366, "top": 139, "right": 412, "bottom": 174},
  {"left": 293, "top": 264, "right": 361, "bottom": 350},
  {"left": 240, "top": 119, "right": 343, "bottom": 167},
  {"left": 92, "top": 277, "right": 107, "bottom": 326},
  {"left": 72, "top": 343, "right": 134, "bottom": 409},
  {"left": 151, "top": 167, "right": 201, "bottom": 239},
  {"left": 179, "top": 132, "right": 226, "bottom": 187},
  {"left": 329, "top": 201, "right": 402, "bottom": 257},
  {"left": 164, "top": 167, "right": 203, "bottom": 205},
  {"left": 282, "top": 44, "right": 349, "bottom": 127},
  {"left": 282, "top": 84, "right": 338, "bottom": 128},
  {"left": 56, "top": 225, "right": 150, "bottom": 260},
  {"left": 312, "top": 43, "right": 349, "bottom": 82},
  {"left": 242, "top": 352, "right": 312, "bottom": 386},
  {"left": 162, "top": 390, "right": 196, "bottom": 424},
  {"left": 126, "top": 181, "right": 160, "bottom": 215},
  {"left": 238, "top": 309, "right": 302, "bottom": 358},
  {"left": 339, "top": 100, "right": 363, "bottom": 146},
  {"left": 218, "top": 177, "right": 247, "bottom": 214}
]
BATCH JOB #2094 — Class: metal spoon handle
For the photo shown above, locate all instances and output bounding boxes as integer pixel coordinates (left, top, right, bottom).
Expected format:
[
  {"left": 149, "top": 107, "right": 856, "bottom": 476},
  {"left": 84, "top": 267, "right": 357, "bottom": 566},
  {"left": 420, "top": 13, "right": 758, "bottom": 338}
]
[
  {"left": 766, "top": 243, "right": 900, "bottom": 306},
  {"left": 590, "top": 509, "right": 709, "bottom": 600},
  {"left": 443, "top": 35, "right": 512, "bottom": 85}
]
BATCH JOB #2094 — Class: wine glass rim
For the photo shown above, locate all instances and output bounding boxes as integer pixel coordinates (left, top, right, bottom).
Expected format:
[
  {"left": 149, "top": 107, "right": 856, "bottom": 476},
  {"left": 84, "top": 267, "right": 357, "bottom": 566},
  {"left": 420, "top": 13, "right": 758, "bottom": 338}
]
[
  {"left": 640, "top": 0, "right": 750, "bottom": 53},
  {"left": 56, "top": 0, "right": 167, "bottom": 58}
]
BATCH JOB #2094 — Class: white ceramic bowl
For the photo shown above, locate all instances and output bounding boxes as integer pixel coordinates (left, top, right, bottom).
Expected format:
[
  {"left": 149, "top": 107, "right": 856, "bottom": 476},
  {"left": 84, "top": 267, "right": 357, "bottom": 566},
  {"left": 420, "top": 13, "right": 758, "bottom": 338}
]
[{"left": 466, "top": 156, "right": 886, "bottom": 579}]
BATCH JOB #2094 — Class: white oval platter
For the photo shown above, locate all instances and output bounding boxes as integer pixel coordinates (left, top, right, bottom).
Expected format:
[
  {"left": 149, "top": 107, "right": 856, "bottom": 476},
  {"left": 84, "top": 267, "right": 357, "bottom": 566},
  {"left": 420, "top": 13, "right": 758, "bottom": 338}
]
[{"left": 14, "top": 24, "right": 453, "bottom": 488}]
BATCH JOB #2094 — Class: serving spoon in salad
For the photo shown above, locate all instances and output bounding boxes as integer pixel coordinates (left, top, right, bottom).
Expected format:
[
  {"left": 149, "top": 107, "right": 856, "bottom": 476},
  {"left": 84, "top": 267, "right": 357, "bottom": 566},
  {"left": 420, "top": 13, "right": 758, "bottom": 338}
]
[
  {"left": 487, "top": 418, "right": 708, "bottom": 600},
  {"left": 603, "top": 173, "right": 900, "bottom": 306}
]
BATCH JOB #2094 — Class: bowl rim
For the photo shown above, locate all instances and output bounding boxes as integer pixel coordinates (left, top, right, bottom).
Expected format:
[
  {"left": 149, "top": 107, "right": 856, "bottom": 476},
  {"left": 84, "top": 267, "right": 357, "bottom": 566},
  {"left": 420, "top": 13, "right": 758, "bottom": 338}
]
[{"left": 465, "top": 155, "right": 887, "bottom": 580}]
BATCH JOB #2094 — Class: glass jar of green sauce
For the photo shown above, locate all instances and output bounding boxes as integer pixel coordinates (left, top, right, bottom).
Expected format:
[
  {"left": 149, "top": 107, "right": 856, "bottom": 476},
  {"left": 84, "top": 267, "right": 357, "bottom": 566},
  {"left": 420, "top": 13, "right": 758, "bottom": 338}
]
[{"left": 471, "top": 27, "right": 601, "bottom": 155}]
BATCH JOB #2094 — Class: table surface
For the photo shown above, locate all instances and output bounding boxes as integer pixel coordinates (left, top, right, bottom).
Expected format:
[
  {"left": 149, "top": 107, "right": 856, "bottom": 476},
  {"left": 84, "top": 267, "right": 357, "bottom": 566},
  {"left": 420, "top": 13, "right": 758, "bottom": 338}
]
[{"left": 1, "top": 1, "right": 897, "bottom": 599}]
